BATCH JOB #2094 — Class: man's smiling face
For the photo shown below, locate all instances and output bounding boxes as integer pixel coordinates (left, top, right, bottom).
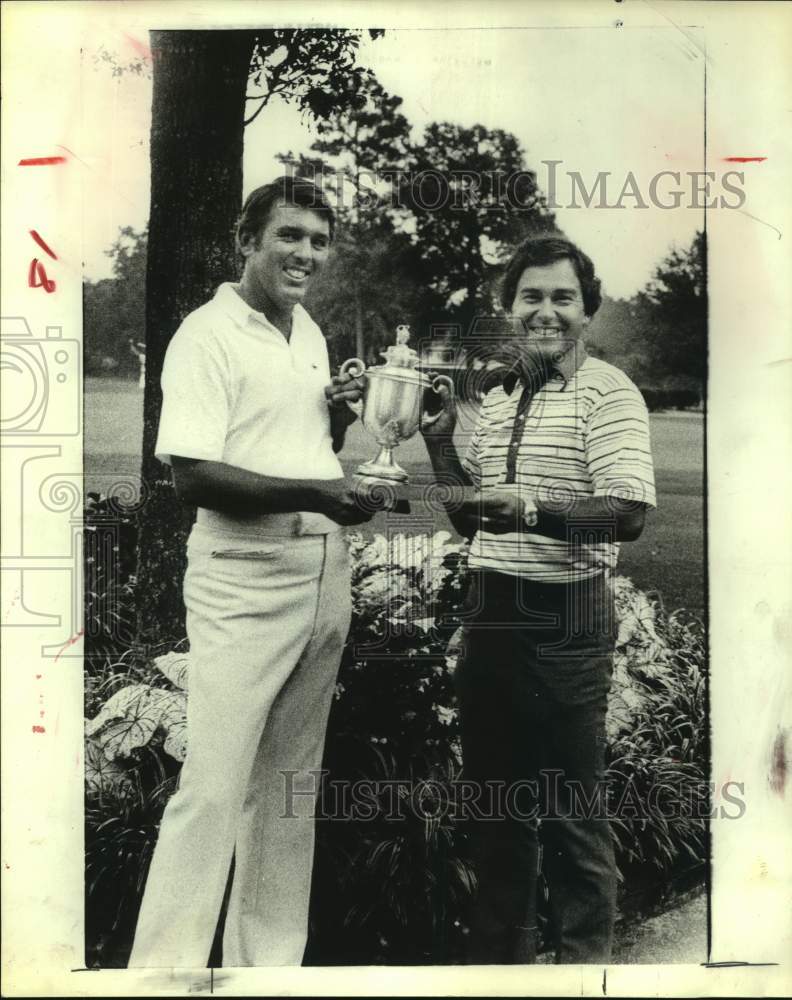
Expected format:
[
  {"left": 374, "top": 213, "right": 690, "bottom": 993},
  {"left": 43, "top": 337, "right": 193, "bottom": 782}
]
[
  {"left": 240, "top": 202, "right": 330, "bottom": 316},
  {"left": 509, "top": 258, "right": 588, "bottom": 364}
]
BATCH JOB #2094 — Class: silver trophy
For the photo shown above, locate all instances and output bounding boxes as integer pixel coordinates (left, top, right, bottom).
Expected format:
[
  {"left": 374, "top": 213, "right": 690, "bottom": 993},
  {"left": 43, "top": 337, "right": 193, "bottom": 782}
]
[{"left": 340, "top": 325, "right": 454, "bottom": 484}]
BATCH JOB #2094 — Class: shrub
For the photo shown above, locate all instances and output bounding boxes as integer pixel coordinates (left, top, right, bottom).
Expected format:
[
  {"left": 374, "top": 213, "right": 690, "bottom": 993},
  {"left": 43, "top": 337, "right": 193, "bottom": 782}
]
[
  {"left": 84, "top": 493, "right": 138, "bottom": 668},
  {"left": 639, "top": 386, "right": 701, "bottom": 411},
  {"left": 85, "top": 526, "right": 707, "bottom": 965},
  {"left": 639, "top": 387, "right": 664, "bottom": 412},
  {"left": 667, "top": 388, "right": 700, "bottom": 410},
  {"left": 605, "top": 592, "right": 707, "bottom": 910}
]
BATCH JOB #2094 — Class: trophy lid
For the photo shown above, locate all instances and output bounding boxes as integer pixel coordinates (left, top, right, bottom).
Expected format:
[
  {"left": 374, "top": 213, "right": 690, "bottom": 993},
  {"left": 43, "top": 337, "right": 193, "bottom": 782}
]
[{"left": 379, "top": 325, "right": 420, "bottom": 370}]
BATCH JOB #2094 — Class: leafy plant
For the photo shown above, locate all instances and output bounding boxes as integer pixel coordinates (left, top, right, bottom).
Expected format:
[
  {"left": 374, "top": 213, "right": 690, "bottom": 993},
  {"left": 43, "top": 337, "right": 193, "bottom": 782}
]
[
  {"left": 606, "top": 605, "right": 707, "bottom": 909},
  {"left": 83, "top": 492, "right": 138, "bottom": 668},
  {"left": 84, "top": 743, "right": 179, "bottom": 968},
  {"left": 84, "top": 516, "right": 707, "bottom": 965}
]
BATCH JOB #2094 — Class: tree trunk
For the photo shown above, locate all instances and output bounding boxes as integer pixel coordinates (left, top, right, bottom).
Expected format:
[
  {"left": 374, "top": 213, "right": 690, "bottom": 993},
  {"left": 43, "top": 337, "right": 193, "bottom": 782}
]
[
  {"left": 354, "top": 282, "right": 365, "bottom": 361},
  {"left": 135, "top": 30, "right": 255, "bottom": 648}
]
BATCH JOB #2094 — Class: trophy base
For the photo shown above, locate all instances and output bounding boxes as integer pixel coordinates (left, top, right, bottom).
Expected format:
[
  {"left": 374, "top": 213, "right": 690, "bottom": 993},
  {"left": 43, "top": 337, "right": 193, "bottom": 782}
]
[
  {"left": 351, "top": 473, "right": 411, "bottom": 514},
  {"left": 356, "top": 462, "right": 408, "bottom": 483},
  {"left": 356, "top": 445, "right": 409, "bottom": 483}
]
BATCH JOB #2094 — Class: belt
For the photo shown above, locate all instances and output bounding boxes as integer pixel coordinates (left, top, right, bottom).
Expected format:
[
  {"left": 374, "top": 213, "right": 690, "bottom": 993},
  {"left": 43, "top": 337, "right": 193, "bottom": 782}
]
[{"left": 195, "top": 507, "right": 339, "bottom": 537}]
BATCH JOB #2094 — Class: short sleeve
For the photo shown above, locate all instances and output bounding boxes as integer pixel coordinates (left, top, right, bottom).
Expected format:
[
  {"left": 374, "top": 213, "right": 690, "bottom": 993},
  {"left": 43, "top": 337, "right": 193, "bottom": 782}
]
[
  {"left": 585, "top": 383, "right": 657, "bottom": 509},
  {"left": 154, "top": 322, "right": 231, "bottom": 466}
]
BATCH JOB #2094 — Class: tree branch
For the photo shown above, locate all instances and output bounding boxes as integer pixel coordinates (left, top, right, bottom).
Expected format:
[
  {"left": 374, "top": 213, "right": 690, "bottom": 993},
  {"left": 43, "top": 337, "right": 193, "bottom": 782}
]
[{"left": 243, "top": 94, "right": 273, "bottom": 127}]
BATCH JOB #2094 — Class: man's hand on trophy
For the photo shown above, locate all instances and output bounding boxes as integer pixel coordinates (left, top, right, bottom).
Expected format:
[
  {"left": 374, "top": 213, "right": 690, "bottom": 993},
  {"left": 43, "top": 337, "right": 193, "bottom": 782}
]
[
  {"left": 351, "top": 477, "right": 411, "bottom": 515},
  {"left": 325, "top": 371, "right": 365, "bottom": 429},
  {"left": 468, "top": 487, "right": 539, "bottom": 534},
  {"left": 312, "top": 479, "right": 375, "bottom": 526},
  {"left": 420, "top": 370, "right": 457, "bottom": 438}
]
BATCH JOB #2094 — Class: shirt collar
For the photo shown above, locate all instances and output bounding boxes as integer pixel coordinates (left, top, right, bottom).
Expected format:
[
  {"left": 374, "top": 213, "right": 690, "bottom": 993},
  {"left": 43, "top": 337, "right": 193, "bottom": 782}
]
[
  {"left": 502, "top": 341, "right": 588, "bottom": 395},
  {"left": 213, "top": 282, "right": 295, "bottom": 338}
]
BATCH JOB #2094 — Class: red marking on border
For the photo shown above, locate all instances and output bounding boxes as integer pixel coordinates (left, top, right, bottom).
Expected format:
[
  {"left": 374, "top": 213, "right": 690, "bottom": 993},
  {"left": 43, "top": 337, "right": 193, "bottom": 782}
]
[
  {"left": 723, "top": 156, "right": 767, "bottom": 163},
  {"left": 29, "top": 230, "right": 57, "bottom": 259},
  {"left": 32, "top": 725, "right": 46, "bottom": 734},
  {"left": 123, "top": 32, "right": 153, "bottom": 61},
  {"left": 18, "top": 156, "right": 68, "bottom": 166},
  {"left": 28, "top": 260, "right": 56, "bottom": 294},
  {"left": 54, "top": 629, "right": 84, "bottom": 661}
]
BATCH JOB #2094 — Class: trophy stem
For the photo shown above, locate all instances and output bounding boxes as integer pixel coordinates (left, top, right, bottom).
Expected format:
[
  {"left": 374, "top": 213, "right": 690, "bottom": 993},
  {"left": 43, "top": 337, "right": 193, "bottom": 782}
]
[{"left": 357, "top": 445, "right": 409, "bottom": 483}]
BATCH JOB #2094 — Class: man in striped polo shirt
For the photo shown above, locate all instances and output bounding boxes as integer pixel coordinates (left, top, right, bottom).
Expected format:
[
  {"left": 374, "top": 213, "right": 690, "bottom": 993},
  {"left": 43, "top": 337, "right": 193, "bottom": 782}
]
[{"left": 421, "top": 233, "right": 656, "bottom": 964}]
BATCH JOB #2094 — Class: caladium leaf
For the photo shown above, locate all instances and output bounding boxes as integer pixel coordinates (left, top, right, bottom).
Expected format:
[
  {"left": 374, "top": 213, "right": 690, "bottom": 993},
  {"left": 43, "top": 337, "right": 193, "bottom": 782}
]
[
  {"left": 153, "top": 650, "right": 190, "bottom": 691},
  {"left": 87, "top": 685, "right": 188, "bottom": 762}
]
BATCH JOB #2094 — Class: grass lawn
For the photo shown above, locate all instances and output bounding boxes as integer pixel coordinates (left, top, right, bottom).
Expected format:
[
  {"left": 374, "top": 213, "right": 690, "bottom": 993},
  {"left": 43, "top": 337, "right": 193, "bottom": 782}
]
[{"left": 85, "top": 377, "right": 705, "bottom": 618}]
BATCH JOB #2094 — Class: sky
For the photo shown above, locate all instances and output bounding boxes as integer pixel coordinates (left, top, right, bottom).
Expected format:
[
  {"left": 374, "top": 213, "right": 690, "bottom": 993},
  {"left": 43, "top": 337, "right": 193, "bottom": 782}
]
[{"left": 81, "top": 25, "right": 706, "bottom": 299}]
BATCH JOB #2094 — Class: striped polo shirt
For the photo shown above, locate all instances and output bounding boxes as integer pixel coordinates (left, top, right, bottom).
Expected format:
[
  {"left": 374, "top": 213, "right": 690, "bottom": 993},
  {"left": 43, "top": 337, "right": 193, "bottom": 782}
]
[{"left": 461, "top": 354, "right": 656, "bottom": 582}]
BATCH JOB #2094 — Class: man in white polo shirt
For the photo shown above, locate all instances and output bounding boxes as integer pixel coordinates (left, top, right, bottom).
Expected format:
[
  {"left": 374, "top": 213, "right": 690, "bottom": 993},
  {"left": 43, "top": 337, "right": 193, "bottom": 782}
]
[
  {"left": 129, "top": 177, "right": 372, "bottom": 968},
  {"left": 421, "top": 233, "right": 656, "bottom": 964}
]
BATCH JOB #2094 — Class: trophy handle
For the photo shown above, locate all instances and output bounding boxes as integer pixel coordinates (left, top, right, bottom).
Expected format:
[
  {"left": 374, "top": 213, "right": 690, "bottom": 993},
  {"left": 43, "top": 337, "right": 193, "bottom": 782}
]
[
  {"left": 430, "top": 373, "right": 454, "bottom": 397},
  {"left": 339, "top": 357, "right": 366, "bottom": 379},
  {"left": 339, "top": 357, "right": 366, "bottom": 417}
]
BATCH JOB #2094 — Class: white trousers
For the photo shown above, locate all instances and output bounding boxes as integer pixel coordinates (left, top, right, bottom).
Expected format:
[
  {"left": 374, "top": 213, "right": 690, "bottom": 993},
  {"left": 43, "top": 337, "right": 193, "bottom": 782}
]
[{"left": 128, "top": 524, "right": 352, "bottom": 968}]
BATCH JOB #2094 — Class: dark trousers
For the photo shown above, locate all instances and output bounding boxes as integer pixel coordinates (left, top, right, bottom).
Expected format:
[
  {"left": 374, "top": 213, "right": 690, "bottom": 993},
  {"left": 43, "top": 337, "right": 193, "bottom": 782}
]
[{"left": 455, "top": 570, "right": 617, "bottom": 964}]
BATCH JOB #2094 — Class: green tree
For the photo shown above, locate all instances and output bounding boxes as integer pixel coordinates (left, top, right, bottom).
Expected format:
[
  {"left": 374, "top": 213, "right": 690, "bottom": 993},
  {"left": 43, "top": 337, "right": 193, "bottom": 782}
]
[
  {"left": 307, "top": 219, "right": 435, "bottom": 367},
  {"left": 83, "top": 278, "right": 118, "bottom": 374},
  {"left": 279, "top": 70, "right": 427, "bottom": 362},
  {"left": 84, "top": 227, "right": 148, "bottom": 376},
  {"left": 584, "top": 232, "right": 706, "bottom": 394},
  {"left": 585, "top": 295, "right": 654, "bottom": 385},
  {"left": 285, "top": 96, "right": 556, "bottom": 364},
  {"left": 401, "top": 122, "right": 556, "bottom": 335},
  {"left": 637, "top": 230, "right": 706, "bottom": 386},
  {"left": 306, "top": 69, "right": 412, "bottom": 176},
  {"left": 136, "top": 29, "right": 380, "bottom": 645}
]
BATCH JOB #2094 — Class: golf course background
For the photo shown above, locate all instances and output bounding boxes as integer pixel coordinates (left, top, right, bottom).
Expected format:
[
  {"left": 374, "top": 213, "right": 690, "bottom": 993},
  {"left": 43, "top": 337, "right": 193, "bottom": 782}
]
[{"left": 85, "top": 376, "right": 704, "bottom": 618}]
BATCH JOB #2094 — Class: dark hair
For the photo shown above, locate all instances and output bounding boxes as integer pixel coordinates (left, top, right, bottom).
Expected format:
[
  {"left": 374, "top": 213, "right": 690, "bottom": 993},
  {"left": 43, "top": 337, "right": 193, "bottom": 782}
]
[
  {"left": 236, "top": 176, "right": 336, "bottom": 247},
  {"left": 499, "top": 233, "right": 602, "bottom": 317}
]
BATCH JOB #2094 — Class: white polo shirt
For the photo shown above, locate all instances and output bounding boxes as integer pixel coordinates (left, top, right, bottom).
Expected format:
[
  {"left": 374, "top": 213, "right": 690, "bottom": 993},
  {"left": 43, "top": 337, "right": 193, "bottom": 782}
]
[{"left": 155, "top": 282, "right": 343, "bottom": 534}]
